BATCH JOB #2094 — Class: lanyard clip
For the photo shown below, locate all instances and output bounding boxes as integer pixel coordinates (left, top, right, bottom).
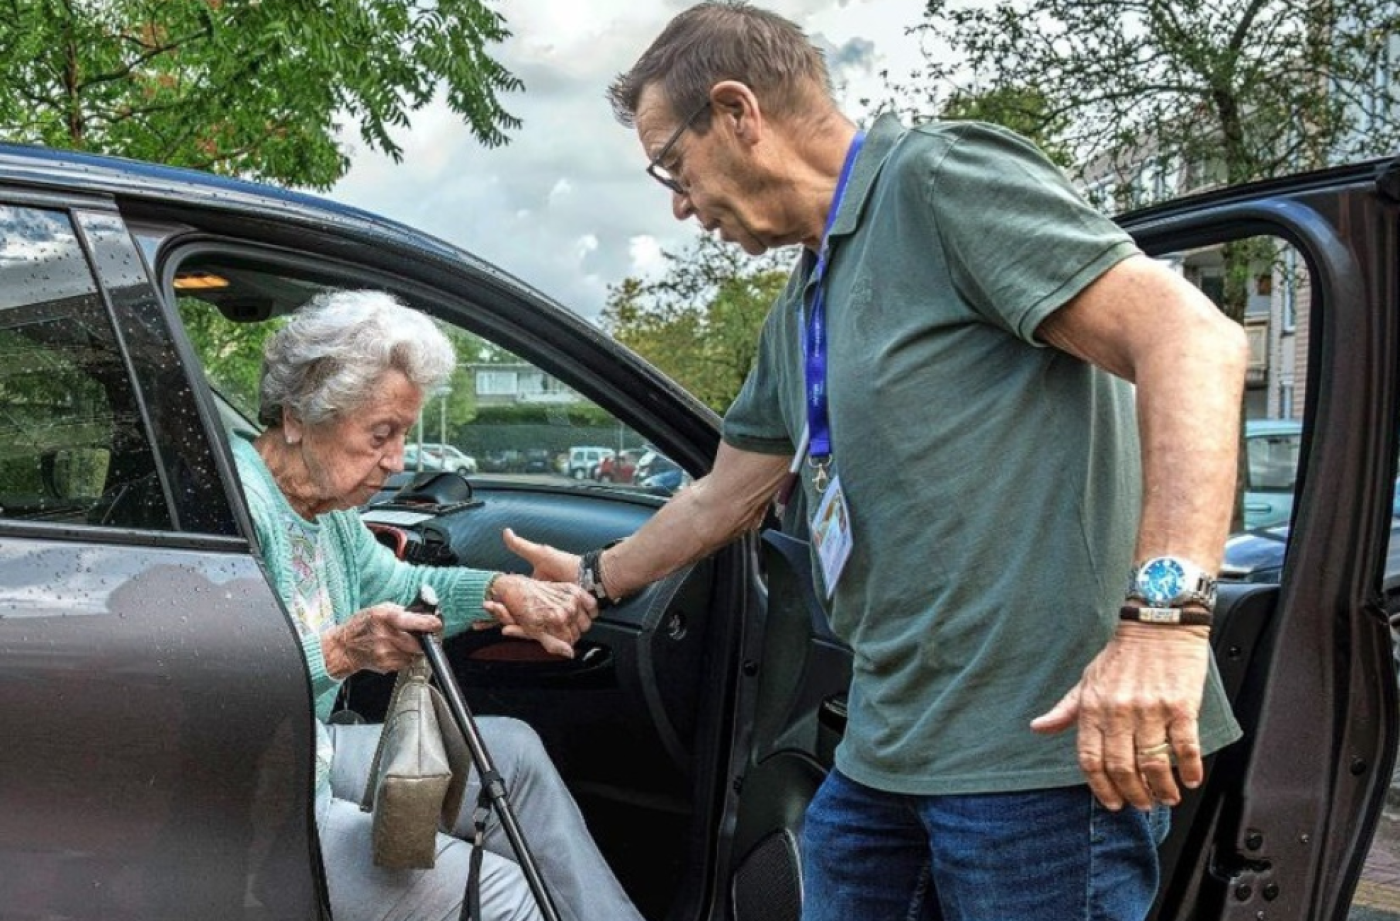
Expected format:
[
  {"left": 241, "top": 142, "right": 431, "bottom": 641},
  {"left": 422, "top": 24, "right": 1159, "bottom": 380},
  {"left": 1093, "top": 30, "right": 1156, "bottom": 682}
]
[{"left": 809, "top": 457, "right": 831, "bottom": 493}]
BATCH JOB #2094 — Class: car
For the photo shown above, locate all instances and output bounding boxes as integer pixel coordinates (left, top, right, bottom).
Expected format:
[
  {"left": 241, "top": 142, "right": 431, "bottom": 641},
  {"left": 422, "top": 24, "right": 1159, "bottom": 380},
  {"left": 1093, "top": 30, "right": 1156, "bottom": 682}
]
[
  {"left": 2, "top": 143, "right": 1399, "bottom": 921},
  {"left": 521, "top": 447, "right": 554, "bottom": 474},
  {"left": 596, "top": 449, "right": 643, "bottom": 483},
  {"left": 1243, "top": 418, "right": 1303, "bottom": 529},
  {"left": 565, "top": 445, "right": 613, "bottom": 479},
  {"left": 418, "top": 442, "right": 478, "bottom": 474},
  {"left": 402, "top": 443, "right": 449, "bottom": 473}
]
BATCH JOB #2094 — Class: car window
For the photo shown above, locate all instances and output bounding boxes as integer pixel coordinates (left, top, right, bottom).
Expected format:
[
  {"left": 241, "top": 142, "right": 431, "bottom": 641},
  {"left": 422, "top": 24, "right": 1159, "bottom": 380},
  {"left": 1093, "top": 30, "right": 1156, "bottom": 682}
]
[
  {"left": 0, "top": 205, "right": 172, "bottom": 529},
  {"left": 1162, "top": 234, "right": 1310, "bottom": 579},
  {"left": 1246, "top": 427, "right": 1300, "bottom": 492},
  {"left": 167, "top": 254, "right": 674, "bottom": 495}
]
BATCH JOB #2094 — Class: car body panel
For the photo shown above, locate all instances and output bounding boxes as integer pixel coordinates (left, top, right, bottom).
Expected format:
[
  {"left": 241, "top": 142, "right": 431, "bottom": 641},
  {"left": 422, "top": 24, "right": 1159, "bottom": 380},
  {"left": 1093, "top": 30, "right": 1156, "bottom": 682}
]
[
  {"left": 0, "top": 536, "right": 321, "bottom": 921},
  {"left": 1121, "top": 161, "right": 1400, "bottom": 920}
]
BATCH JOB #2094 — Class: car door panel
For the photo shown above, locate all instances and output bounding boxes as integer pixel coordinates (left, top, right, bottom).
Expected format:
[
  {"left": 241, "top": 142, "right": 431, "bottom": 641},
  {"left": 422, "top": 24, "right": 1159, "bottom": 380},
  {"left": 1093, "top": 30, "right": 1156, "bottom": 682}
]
[
  {"left": 1122, "top": 165, "right": 1400, "bottom": 920},
  {"left": 0, "top": 192, "right": 325, "bottom": 920},
  {"left": 0, "top": 538, "right": 321, "bottom": 921}
]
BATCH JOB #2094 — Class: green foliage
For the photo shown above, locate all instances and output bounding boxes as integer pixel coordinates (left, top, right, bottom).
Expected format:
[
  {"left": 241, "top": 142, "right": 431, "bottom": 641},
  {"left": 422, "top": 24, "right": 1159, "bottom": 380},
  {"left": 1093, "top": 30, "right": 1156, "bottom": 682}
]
[
  {"left": 602, "top": 234, "right": 792, "bottom": 412},
  {"left": 902, "top": 0, "right": 1400, "bottom": 210},
  {"left": 176, "top": 296, "right": 280, "bottom": 419},
  {"left": 0, "top": 0, "right": 521, "bottom": 189}
]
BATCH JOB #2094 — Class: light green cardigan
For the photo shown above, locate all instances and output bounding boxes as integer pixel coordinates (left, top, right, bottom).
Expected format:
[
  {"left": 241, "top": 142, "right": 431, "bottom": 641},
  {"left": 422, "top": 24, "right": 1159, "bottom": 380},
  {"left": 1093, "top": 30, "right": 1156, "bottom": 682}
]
[{"left": 232, "top": 437, "right": 496, "bottom": 722}]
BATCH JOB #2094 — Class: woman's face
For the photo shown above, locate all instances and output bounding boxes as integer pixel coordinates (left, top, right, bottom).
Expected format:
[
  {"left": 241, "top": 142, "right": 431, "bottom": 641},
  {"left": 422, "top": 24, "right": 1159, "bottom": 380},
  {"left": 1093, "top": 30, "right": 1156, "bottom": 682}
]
[{"left": 289, "top": 369, "right": 424, "bottom": 512}]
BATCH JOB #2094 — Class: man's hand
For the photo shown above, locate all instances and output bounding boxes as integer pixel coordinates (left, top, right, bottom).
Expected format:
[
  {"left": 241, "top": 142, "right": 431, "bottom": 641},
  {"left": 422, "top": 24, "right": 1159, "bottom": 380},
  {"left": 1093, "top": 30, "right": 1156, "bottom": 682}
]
[
  {"left": 1030, "top": 622, "right": 1212, "bottom": 810},
  {"left": 322, "top": 603, "right": 442, "bottom": 678},
  {"left": 502, "top": 527, "right": 581, "bottom": 584},
  {"left": 483, "top": 573, "right": 598, "bottom": 659}
]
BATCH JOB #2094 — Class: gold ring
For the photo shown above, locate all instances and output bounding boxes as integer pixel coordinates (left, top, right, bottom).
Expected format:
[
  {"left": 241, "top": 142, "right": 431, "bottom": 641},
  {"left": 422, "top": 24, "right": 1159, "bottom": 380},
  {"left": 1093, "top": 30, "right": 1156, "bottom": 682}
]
[{"left": 1137, "top": 741, "right": 1172, "bottom": 759}]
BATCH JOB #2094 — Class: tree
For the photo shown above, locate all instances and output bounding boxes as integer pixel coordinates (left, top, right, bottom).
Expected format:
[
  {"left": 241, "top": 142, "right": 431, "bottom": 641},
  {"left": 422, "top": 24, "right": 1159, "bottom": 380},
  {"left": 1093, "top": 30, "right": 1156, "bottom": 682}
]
[
  {"left": 603, "top": 234, "right": 793, "bottom": 412},
  {"left": 901, "top": 0, "right": 1400, "bottom": 314},
  {"left": 0, "top": 0, "right": 521, "bottom": 189},
  {"left": 900, "top": 1, "right": 1400, "bottom": 531}
]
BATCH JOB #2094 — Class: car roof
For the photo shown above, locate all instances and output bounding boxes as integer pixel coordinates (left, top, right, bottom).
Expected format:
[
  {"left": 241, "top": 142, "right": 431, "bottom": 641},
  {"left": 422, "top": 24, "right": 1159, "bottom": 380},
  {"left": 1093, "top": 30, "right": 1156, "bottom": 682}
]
[
  {"left": 0, "top": 142, "right": 563, "bottom": 309},
  {"left": 1245, "top": 418, "right": 1303, "bottom": 436}
]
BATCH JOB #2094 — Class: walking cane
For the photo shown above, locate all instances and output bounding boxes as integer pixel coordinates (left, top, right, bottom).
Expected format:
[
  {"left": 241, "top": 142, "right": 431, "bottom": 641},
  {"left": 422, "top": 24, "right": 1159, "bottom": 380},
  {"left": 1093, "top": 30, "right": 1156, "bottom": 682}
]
[{"left": 408, "top": 585, "right": 563, "bottom": 921}]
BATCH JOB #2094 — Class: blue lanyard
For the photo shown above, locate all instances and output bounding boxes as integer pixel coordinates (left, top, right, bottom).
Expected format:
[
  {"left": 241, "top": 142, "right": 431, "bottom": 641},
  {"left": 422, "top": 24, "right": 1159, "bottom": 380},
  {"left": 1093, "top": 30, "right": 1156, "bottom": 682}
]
[{"left": 802, "top": 131, "right": 865, "bottom": 466}]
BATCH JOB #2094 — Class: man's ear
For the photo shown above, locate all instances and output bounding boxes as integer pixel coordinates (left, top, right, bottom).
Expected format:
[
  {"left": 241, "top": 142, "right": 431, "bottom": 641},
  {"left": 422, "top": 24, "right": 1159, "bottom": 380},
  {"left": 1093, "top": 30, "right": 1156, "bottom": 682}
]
[{"left": 710, "top": 80, "right": 763, "bottom": 145}]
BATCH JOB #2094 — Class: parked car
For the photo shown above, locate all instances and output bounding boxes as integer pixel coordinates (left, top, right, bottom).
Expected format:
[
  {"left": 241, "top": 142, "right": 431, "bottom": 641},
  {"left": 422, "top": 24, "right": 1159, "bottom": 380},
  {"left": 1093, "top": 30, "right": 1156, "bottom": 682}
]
[
  {"left": 1243, "top": 418, "right": 1303, "bottom": 529},
  {"left": 402, "top": 443, "right": 448, "bottom": 473},
  {"left": 2, "top": 143, "right": 1399, "bottom": 921},
  {"left": 565, "top": 445, "right": 613, "bottom": 479},
  {"left": 596, "top": 449, "right": 643, "bottom": 483},
  {"left": 522, "top": 448, "right": 553, "bottom": 474},
  {"left": 419, "top": 442, "right": 478, "bottom": 474},
  {"left": 479, "top": 448, "right": 522, "bottom": 473}
]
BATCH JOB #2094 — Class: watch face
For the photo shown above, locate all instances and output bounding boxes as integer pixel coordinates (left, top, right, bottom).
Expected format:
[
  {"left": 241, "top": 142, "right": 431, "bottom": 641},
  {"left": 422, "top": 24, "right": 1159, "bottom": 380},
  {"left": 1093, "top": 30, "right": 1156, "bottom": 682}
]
[{"left": 1137, "top": 557, "right": 1187, "bottom": 606}]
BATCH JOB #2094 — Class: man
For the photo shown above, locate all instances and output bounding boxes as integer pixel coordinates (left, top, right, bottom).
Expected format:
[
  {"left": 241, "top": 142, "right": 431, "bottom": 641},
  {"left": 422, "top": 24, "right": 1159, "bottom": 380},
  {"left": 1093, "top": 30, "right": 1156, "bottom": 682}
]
[{"left": 506, "top": 3, "right": 1247, "bottom": 919}]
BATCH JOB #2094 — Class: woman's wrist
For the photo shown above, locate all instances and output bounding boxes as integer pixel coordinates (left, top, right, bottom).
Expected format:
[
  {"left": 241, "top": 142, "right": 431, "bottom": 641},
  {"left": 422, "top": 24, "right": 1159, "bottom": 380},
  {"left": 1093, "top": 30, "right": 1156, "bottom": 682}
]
[{"left": 321, "top": 625, "right": 355, "bottom": 679}]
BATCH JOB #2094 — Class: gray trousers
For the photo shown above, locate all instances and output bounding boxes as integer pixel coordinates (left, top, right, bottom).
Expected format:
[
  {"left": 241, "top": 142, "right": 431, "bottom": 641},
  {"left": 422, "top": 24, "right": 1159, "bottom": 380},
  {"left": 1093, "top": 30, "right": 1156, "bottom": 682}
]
[{"left": 326, "top": 718, "right": 645, "bottom": 921}]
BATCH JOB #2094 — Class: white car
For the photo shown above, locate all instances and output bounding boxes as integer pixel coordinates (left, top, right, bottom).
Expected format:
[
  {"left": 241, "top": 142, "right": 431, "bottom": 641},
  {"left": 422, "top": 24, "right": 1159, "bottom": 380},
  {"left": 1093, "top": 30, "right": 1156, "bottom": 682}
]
[{"left": 419, "top": 443, "right": 478, "bottom": 474}]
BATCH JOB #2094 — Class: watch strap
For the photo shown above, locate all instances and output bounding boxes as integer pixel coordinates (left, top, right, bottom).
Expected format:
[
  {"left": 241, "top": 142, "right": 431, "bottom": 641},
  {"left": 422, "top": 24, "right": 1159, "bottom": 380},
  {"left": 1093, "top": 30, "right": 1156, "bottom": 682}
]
[{"left": 1119, "top": 604, "right": 1213, "bottom": 627}]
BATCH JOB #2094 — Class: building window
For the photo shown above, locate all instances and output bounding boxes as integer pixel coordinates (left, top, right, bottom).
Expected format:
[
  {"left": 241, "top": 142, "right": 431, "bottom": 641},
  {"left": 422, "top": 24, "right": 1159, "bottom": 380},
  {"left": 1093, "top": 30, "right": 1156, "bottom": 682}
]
[{"left": 477, "top": 370, "right": 517, "bottom": 396}]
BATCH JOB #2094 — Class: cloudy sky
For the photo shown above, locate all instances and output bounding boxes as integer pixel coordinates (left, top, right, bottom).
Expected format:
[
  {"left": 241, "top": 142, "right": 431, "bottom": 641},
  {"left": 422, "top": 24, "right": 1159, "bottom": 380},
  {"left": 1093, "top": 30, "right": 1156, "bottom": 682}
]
[{"left": 328, "top": 1, "right": 933, "bottom": 323}]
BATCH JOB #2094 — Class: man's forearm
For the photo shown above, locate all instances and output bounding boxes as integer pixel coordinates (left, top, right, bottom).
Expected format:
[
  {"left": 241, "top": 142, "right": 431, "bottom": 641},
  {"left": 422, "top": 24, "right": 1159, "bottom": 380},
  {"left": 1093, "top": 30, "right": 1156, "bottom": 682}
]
[
  {"left": 600, "top": 445, "right": 792, "bottom": 599},
  {"left": 1132, "top": 318, "right": 1248, "bottom": 570}
]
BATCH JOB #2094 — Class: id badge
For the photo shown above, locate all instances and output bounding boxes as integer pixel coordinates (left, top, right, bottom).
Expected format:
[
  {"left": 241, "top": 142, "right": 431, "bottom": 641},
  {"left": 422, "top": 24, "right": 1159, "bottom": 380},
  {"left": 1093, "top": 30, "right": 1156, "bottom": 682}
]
[{"left": 810, "top": 474, "right": 853, "bottom": 597}]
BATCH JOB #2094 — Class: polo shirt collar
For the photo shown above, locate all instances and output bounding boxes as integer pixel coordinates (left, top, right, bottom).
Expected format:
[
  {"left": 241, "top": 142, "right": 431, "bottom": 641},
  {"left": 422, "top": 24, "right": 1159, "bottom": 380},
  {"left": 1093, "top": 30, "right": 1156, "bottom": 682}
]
[{"left": 826, "top": 112, "right": 904, "bottom": 240}]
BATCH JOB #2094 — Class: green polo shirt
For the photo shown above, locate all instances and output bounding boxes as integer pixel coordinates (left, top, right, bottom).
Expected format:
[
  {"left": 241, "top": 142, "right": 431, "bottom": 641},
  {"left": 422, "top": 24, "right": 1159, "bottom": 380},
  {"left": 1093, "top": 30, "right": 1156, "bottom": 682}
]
[{"left": 724, "top": 114, "right": 1240, "bottom": 795}]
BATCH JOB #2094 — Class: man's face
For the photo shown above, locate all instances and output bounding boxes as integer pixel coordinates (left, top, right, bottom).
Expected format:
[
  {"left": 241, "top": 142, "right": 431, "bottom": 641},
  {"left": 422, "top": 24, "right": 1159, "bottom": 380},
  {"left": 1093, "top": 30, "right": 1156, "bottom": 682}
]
[{"left": 634, "top": 84, "right": 785, "bottom": 256}]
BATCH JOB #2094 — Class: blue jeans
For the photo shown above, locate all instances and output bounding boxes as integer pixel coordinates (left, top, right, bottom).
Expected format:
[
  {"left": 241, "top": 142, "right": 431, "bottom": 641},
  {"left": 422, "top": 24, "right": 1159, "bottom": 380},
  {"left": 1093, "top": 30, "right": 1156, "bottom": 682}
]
[{"left": 800, "top": 770, "right": 1171, "bottom": 921}]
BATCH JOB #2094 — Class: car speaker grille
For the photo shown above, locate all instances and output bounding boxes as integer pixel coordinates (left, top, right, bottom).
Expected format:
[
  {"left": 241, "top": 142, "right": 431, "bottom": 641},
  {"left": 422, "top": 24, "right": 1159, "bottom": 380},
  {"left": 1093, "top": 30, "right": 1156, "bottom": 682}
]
[{"left": 732, "top": 830, "right": 801, "bottom": 921}]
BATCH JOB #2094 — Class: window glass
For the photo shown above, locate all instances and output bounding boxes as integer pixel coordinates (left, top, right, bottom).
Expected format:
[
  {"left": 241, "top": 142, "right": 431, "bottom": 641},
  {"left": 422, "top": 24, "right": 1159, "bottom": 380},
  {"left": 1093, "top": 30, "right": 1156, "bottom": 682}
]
[
  {"left": 1246, "top": 429, "right": 1301, "bottom": 493},
  {"left": 0, "top": 205, "right": 172, "bottom": 528},
  {"left": 171, "top": 255, "right": 688, "bottom": 499},
  {"left": 1167, "top": 234, "right": 1307, "bottom": 583}
]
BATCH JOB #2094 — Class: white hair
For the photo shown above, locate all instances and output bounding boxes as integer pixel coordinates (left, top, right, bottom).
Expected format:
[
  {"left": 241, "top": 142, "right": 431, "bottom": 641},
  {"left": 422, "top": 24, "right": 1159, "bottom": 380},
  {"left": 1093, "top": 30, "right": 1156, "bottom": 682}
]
[{"left": 258, "top": 290, "right": 455, "bottom": 427}]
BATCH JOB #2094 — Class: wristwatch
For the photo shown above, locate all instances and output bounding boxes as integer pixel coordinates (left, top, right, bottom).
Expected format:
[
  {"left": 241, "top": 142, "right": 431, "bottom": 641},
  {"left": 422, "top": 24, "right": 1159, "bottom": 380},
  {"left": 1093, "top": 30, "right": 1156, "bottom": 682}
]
[
  {"left": 1126, "top": 556, "right": 1217, "bottom": 610},
  {"left": 578, "top": 543, "right": 621, "bottom": 606}
]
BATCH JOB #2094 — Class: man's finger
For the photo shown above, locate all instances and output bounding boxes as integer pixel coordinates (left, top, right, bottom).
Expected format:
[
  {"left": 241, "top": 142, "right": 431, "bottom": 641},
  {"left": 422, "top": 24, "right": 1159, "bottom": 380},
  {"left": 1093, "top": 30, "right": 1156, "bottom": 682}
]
[
  {"left": 1135, "top": 737, "right": 1181, "bottom": 806},
  {"left": 1104, "top": 732, "right": 1154, "bottom": 811},
  {"left": 1030, "top": 685, "right": 1081, "bottom": 735},
  {"left": 1168, "top": 717, "right": 1205, "bottom": 789},
  {"left": 1077, "top": 730, "right": 1122, "bottom": 811}
]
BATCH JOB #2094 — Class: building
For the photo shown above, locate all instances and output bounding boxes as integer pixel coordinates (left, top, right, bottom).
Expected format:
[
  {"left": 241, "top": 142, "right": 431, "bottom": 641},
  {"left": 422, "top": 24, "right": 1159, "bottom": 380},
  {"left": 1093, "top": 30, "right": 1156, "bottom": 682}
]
[{"left": 467, "top": 362, "right": 581, "bottom": 407}]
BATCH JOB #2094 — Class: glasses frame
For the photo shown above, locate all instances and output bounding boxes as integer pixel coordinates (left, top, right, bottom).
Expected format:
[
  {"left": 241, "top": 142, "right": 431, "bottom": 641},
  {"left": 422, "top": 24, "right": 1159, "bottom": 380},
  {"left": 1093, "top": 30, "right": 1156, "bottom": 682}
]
[{"left": 645, "top": 100, "right": 711, "bottom": 196}]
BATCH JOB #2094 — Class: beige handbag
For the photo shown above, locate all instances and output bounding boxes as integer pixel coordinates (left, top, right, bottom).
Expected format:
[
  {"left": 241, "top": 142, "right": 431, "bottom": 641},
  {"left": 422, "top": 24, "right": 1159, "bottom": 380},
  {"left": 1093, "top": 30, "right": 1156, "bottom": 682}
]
[{"left": 360, "top": 655, "right": 471, "bottom": 869}]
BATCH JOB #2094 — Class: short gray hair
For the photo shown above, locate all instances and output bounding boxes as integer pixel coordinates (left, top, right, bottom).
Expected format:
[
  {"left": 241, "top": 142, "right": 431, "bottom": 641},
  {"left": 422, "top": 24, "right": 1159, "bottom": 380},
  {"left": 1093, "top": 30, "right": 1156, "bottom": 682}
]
[
  {"left": 606, "top": 1, "right": 832, "bottom": 129},
  {"left": 258, "top": 290, "right": 455, "bottom": 428}
]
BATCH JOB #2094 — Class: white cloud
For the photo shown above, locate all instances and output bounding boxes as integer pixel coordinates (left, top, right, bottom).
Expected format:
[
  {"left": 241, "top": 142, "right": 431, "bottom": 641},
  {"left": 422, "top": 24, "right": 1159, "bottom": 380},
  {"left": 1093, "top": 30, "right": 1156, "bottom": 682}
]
[
  {"left": 328, "top": 0, "right": 929, "bottom": 320},
  {"left": 628, "top": 234, "right": 665, "bottom": 278}
]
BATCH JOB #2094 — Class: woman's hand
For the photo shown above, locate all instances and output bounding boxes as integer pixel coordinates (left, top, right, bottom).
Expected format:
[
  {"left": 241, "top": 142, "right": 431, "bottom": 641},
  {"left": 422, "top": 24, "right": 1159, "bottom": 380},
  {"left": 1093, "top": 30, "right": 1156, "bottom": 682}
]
[
  {"left": 321, "top": 603, "right": 443, "bottom": 678},
  {"left": 483, "top": 574, "right": 598, "bottom": 658}
]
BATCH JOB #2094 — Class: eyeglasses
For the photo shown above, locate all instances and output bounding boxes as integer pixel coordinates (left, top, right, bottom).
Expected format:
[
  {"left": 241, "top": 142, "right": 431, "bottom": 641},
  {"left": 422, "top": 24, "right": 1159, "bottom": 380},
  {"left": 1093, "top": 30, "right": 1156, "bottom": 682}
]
[{"left": 645, "top": 100, "right": 711, "bottom": 196}]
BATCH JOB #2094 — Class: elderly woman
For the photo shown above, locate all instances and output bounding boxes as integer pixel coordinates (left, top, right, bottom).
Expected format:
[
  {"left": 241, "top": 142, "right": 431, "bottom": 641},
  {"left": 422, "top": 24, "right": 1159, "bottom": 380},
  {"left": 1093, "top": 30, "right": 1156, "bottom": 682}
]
[{"left": 232, "top": 290, "right": 644, "bottom": 921}]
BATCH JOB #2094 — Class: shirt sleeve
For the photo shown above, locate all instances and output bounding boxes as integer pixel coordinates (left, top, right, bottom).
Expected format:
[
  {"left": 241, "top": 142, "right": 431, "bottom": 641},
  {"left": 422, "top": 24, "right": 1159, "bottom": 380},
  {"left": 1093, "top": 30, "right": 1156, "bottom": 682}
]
[
  {"left": 343, "top": 515, "right": 496, "bottom": 637},
  {"left": 923, "top": 122, "right": 1140, "bottom": 344}
]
